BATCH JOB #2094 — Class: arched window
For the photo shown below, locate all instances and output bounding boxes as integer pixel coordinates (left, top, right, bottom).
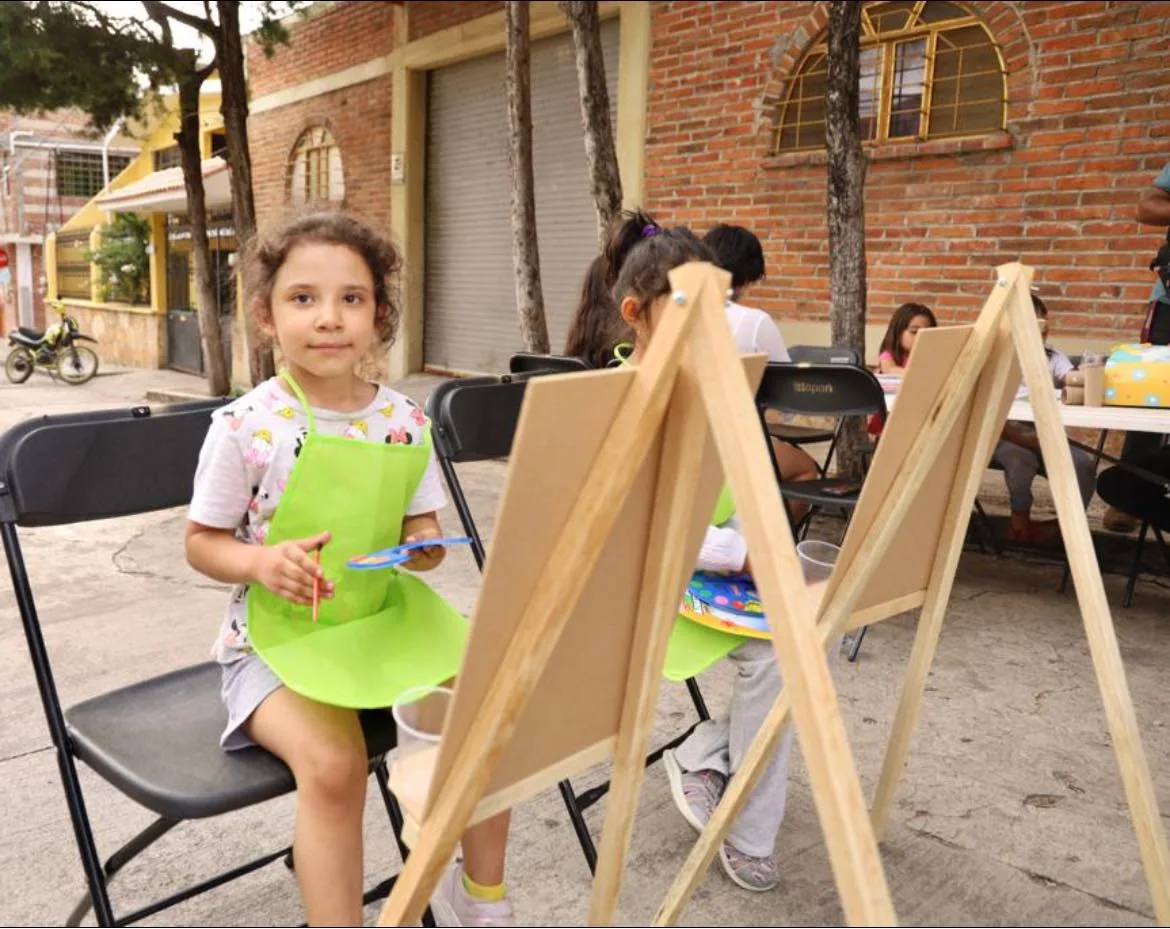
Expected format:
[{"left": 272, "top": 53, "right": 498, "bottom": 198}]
[
  {"left": 289, "top": 126, "right": 344, "bottom": 204},
  {"left": 772, "top": 1, "right": 1006, "bottom": 154}
]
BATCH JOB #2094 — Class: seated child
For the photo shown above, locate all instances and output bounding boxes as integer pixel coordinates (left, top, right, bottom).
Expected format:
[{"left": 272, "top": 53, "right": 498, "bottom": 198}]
[
  {"left": 877, "top": 302, "right": 938, "bottom": 374},
  {"left": 590, "top": 210, "right": 840, "bottom": 894},
  {"left": 991, "top": 293, "right": 1096, "bottom": 544},
  {"left": 869, "top": 302, "right": 938, "bottom": 437},
  {"left": 185, "top": 210, "right": 512, "bottom": 927}
]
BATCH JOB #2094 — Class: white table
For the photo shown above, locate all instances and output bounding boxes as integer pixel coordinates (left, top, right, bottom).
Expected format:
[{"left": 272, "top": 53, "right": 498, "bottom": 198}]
[{"left": 882, "top": 386, "right": 1170, "bottom": 436}]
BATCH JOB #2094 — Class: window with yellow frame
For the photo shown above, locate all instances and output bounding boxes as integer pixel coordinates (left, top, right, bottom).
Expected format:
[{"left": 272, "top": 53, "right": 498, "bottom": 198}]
[{"left": 771, "top": 0, "right": 1006, "bottom": 154}]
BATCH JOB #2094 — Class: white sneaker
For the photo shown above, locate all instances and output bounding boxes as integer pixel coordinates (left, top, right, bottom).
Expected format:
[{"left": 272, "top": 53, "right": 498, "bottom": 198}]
[{"left": 429, "top": 862, "right": 515, "bottom": 927}]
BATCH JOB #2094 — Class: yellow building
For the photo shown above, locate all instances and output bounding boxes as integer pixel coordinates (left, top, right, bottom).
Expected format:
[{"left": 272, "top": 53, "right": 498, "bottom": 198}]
[{"left": 47, "top": 84, "right": 250, "bottom": 385}]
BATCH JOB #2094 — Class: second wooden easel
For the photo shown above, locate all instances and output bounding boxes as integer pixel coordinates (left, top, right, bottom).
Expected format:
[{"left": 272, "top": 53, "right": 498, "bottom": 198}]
[{"left": 654, "top": 263, "right": 1170, "bottom": 926}]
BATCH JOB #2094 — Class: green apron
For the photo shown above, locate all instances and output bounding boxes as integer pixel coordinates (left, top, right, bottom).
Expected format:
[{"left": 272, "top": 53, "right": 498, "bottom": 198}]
[
  {"left": 612, "top": 344, "right": 747, "bottom": 680},
  {"left": 248, "top": 371, "right": 468, "bottom": 709}
]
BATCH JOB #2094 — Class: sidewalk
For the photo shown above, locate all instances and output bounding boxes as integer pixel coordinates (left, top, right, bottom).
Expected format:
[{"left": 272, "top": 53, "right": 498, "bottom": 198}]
[{"left": 0, "top": 362, "right": 1167, "bottom": 926}]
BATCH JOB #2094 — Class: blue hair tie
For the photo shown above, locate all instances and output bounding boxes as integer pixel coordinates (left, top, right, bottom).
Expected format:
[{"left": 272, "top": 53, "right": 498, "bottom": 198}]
[{"left": 641, "top": 224, "right": 660, "bottom": 238}]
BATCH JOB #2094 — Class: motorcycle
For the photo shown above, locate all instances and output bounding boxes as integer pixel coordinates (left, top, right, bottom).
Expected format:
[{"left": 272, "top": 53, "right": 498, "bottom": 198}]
[{"left": 5, "top": 304, "right": 100, "bottom": 385}]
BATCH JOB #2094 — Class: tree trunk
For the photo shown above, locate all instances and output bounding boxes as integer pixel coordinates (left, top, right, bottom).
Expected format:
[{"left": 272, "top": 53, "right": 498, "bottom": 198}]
[
  {"left": 504, "top": 0, "right": 549, "bottom": 353},
  {"left": 177, "top": 69, "right": 230, "bottom": 397},
  {"left": 825, "top": 0, "right": 869, "bottom": 479},
  {"left": 558, "top": 0, "right": 622, "bottom": 247},
  {"left": 216, "top": 0, "right": 274, "bottom": 385}
]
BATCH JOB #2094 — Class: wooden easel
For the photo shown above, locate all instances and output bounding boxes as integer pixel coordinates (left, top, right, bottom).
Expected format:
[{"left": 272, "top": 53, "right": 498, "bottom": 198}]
[
  {"left": 376, "top": 260, "right": 896, "bottom": 926},
  {"left": 654, "top": 262, "right": 1170, "bottom": 926}
]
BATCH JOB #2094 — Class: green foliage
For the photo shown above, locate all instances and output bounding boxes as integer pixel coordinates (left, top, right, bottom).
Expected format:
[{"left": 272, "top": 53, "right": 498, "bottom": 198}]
[
  {"left": 253, "top": 2, "right": 311, "bottom": 57},
  {"left": 0, "top": 1, "right": 307, "bottom": 133},
  {"left": 0, "top": 2, "right": 177, "bottom": 132},
  {"left": 86, "top": 213, "right": 151, "bottom": 305}
]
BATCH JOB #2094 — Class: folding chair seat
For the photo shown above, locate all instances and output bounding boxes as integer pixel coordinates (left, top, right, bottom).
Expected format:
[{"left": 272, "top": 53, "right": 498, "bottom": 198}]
[
  {"left": 0, "top": 400, "right": 428, "bottom": 927},
  {"left": 65, "top": 662, "right": 399, "bottom": 821},
  {"left": 426, "top": 372, "right": 712, "bottom": 875},
  {"left": 767, "top": 347, "right": 863, "bottom": 469}
]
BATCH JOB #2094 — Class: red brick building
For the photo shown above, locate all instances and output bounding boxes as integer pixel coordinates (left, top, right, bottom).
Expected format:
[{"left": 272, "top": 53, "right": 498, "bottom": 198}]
[{"left": 246, "top": 0, "right": 1170, "bottom": 377}]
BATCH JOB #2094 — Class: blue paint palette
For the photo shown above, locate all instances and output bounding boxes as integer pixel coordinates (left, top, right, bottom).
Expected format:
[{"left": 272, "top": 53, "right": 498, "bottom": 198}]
[
  {"left": 347, "top": 536, "right": 473, "bottom": 570},
  {"left": 687, "top": 572, "right": 764, "bottom": 617}
]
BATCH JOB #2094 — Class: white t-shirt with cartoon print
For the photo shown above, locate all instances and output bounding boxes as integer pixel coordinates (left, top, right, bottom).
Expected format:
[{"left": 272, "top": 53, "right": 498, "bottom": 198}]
[{"left": 188, "top": 377, "right": 447, "bottom": 664}]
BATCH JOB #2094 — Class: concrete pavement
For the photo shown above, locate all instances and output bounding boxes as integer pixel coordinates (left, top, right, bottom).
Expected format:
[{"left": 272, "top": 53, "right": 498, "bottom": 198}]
[{"left": 1, "top": 363, "right": 1168, "bottom": 926}]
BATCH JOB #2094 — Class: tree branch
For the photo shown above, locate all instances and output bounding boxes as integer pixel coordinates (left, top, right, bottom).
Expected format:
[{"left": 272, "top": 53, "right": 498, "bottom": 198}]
[
  {"left": 72, "top": 0, "right": 160, "bottom": 44},
  {"left": 141, "top": 0, "right": 217, "bottom": 38}
]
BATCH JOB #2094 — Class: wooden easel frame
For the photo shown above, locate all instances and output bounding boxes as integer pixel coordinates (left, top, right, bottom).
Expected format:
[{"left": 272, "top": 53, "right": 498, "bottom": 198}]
[
  {"left": 654, "top": 263, "right": 1170, "bottom": 926},
  {"left": 376, "top": 261, "right": 896, "bottom": 926}
]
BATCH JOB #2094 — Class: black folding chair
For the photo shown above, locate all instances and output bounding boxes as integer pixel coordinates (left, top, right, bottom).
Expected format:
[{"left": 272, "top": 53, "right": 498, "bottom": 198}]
[
  {"left": 756, "top": 362, "right": 886, "bottom": 539},
  {"left": 425, "top": 372, "right": 711, "bottom": 874},
  {"left": 755, "top": 363, "right": 886, "bottom": 662},
  {"left": 508, "top": 352, "right": 590, "bottom": 375},
  {"left": 0, "top": 400, "right": 430, "bottom": 927},
  {"left": 769, "top": 346, "right": 865, "bottom": 475}
]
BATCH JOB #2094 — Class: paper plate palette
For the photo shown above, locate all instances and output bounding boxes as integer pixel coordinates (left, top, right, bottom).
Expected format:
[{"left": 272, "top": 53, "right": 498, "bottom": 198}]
[
  {"left": 347, "top": 536, "right": 473, "bottom": 570},
  {"left": 679, "top": 572, "right": 770, "bottom": 640}
]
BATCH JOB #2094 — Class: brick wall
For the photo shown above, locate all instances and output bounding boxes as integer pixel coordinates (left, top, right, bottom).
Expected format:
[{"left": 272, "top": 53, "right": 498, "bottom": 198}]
[
  {"left": 248, "top": 2, "right": 396, "bottom": 241},
  {"left": 246, "top": 1, "right": 397, "bottom": 98},
  {"left": 408, "top": 0, "right": 501, "bottom": 41},
  {"left": 249, "top": 74, "right": 394, "bottom": 239},
  {"left": 645, "top": 0, "right": 1170, "bottom": 345}
]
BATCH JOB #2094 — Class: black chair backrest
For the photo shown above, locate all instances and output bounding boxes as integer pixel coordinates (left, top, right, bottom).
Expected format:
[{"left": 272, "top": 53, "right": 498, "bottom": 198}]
[
  {"left": 787, "top": 345, "right": 863, "bottom": 366},
  {"left": 426, "top": 374, "right": 545, "bottom": 464},
  {"left": 508, "top": 352, "right": 590, "bottom": 375},
  {"left": 0, "top": 399, "right": 229, "bottom": 527},
  {"left": 756, "top": 362, "right": 886, "bottom": 419}
]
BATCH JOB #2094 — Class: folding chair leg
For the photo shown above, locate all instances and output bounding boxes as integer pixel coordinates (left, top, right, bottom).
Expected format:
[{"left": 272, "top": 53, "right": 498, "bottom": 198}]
[
  {"left": 845, "top": 625, "right": 868, "bottom": 663},
  {"left": 557, "top": 779, "right": 599, "bottom": 873},
  {"left": 684, "top": 677, "right": 710, "bottom": 722},
  {"left": 972, "top": 500, "right": 1002, "bottom": 556},
  {"left": 1123, "top": 522, "right": 1150, "bottom": 609},
  {"left": 4, "top": 522, "right": 118, "bottom": 927},
  {"left": 65, "top": 817, "right": 179, "bottom": 926}
]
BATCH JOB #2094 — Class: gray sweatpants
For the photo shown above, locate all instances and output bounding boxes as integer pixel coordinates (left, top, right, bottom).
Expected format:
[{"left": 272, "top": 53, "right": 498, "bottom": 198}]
[
  {"left": 674, "top": 636, "right": 841, "bottom": 858},
  {"left": 992, "top": 435, "right": 1096, "bottom": 513}
]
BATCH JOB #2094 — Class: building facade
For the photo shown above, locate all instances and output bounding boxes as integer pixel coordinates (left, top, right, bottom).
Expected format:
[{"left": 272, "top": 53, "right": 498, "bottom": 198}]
[
  {"left": 241, "top": 0, "right": 1170, "bottom": 379},
  {"left": 44, "top": 89, "right": 247, "bottom": 377},
  {"left": 0, "top": 109, "right": 137, "bottom": 333}
]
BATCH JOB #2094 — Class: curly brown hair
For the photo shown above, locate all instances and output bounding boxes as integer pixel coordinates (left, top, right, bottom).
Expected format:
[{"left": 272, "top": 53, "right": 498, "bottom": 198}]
[{"left": 240, "top": 208, "right": 403, "bottom": 347}]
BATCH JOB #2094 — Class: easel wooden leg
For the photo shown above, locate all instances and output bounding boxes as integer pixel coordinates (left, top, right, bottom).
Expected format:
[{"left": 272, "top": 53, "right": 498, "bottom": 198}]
[
  {"left": 1007, "top": 279, "right": 1170, "bottom": 924},
  {"left": 656, "top": 266, "right": 1025, "bottom": 925},
  {"left": 588, "top": 358, "right": 715, "bottom": 925},
  {"left": 870, "top": 313, "right": 1022, "bottom": 839},
  {"left": 376, "top": 292, "right": 697, "bottom": 927},
  {"left": 689, "top": 294, "right": 896, "bottom": 926}
]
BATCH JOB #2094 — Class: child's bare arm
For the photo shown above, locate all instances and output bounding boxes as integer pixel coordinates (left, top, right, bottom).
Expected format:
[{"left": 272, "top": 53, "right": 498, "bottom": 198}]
[
  {"left": 401, "top": 512, "right": 445, "bottom": 572},
  {"left": 186, "top": 522, "right": 333, "bottom": 606}
]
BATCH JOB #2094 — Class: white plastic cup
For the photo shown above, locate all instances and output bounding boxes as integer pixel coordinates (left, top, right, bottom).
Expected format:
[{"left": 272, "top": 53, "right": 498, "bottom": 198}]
[
  {"left": 391, "top": 685, "right": 453, "bottom": 762},
  {"left": 796, "top": 539, "right": 840, "bottom": 586}
]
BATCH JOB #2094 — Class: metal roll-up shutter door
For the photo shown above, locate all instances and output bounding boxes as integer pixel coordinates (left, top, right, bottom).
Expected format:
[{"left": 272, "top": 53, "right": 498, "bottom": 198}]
[{"left": 424, "top": 18, "right": 620, "bottom": 374}]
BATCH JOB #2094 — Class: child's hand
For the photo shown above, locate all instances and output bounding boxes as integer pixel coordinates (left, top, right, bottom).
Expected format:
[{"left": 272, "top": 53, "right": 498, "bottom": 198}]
[
  {"left": 400, "top": 517, "right": 445, "bottom": 572},
  {"left": 250, "top": 531, "right": 334, "bottom": 605}
]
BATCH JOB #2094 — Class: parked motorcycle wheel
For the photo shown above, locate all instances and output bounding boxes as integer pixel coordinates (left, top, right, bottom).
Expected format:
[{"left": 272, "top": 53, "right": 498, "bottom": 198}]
[
  {"left": 5, "top": 346, "right": 34, "bottom": 384},
  {"left": 56, "top": 345, "right": 99, "bottom": 385}
]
